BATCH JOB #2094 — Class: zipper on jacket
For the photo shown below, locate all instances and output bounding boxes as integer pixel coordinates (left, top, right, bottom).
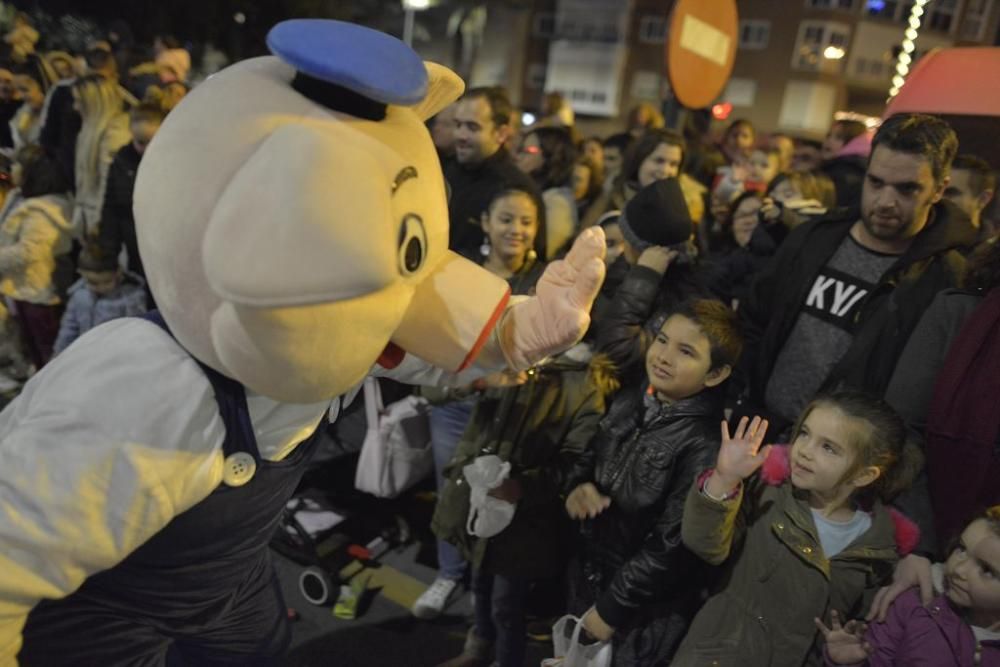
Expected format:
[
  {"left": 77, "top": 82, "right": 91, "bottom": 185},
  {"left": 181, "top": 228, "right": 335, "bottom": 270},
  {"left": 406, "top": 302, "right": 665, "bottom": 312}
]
[
  {"left": 602, "top": 428, "right": 643, "bottom": 491},
  {"left": 601, "top": 407, "right": 677, "bottom": 493}
]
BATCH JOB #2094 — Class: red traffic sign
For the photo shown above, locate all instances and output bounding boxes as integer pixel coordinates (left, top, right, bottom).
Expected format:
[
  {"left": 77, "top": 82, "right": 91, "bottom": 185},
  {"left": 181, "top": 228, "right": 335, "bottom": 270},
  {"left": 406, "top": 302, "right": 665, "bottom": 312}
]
[{"left": 666, "top": 0, "right": 738, "bottom": 109}]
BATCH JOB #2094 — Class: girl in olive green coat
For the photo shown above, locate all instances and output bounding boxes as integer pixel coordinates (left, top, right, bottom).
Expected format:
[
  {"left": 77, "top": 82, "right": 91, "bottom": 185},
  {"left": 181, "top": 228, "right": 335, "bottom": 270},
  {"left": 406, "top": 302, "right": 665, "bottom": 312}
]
[{"left": 674, "top": 391, "right": 921, "bottom": 667}]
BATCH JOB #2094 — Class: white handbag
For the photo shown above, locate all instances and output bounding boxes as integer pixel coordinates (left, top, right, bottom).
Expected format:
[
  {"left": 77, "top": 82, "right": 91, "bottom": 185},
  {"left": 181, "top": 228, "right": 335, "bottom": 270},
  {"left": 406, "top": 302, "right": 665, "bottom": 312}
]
[
  {"left": 354, "top": 377, "right": 433, "bottom": 498},
  {"left": 541, "top": 615, "right": 613, "bottom": 667}
]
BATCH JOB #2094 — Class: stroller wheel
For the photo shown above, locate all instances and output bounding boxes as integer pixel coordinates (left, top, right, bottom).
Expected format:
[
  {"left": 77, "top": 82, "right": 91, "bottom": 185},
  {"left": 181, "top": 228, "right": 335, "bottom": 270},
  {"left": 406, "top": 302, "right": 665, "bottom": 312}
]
[{"left": 299, "top": 566, "right": 335, "bottom": 606}]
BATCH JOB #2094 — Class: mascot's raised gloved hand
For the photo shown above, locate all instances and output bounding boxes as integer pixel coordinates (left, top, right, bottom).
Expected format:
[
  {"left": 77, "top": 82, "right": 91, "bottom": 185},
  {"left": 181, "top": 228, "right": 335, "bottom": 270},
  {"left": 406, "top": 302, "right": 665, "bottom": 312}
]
[{"left": 490, "top": 227, "right": 605, "bottom": 370}]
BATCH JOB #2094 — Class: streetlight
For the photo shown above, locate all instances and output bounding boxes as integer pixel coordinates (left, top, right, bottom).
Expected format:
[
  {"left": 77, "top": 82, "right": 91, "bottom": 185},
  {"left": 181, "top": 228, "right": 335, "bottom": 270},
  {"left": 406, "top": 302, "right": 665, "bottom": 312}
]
[{"left": 402, "top": 0, "right": 431, "bottom": 47}]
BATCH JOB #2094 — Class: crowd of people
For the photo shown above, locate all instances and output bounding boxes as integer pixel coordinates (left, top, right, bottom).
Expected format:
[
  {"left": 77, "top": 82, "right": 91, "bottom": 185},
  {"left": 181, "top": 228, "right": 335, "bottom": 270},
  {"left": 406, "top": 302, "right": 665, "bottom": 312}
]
[
  {"left": 417, "top": 85, "right": 1000, "bottom": 667},
  {"left": 0, "top": 11, "right": 997, "bottom": 667},
  {"left": 0, "top": 13, "right": 192, "bottom": 386}
]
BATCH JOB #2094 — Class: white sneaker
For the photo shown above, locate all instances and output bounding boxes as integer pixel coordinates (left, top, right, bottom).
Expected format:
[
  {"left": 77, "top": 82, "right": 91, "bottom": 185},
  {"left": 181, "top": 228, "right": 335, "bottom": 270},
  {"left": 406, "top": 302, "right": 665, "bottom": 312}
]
[{"left": 411, "top": 577, "right": 460, "bottom": 619}]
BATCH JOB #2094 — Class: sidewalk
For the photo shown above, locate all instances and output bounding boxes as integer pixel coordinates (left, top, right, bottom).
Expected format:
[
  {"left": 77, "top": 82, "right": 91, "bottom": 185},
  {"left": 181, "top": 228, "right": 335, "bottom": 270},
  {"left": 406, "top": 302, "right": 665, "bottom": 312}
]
[{"left": 276, "top": 515, "right": 552, "bottom": 666}]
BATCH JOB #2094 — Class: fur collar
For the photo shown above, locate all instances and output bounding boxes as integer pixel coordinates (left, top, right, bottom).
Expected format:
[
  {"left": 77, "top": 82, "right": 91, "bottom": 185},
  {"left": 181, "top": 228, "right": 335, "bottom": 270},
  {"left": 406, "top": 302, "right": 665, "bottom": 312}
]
[{"left": 760, "top": 444, "right": 920, "bottom": 555}]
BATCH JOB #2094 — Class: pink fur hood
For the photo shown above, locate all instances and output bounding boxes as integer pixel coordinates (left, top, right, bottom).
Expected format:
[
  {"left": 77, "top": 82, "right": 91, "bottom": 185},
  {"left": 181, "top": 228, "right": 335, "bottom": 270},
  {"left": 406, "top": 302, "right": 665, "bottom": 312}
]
[{"left": 760, "top": 445, "right": 920, "bottom": 556}]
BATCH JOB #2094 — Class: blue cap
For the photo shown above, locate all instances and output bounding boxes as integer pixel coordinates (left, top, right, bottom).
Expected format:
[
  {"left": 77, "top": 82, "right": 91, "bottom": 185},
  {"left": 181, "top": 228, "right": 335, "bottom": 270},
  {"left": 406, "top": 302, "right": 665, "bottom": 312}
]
[{"left": 267, "top": 19, "right": 428, "bottom": 106}]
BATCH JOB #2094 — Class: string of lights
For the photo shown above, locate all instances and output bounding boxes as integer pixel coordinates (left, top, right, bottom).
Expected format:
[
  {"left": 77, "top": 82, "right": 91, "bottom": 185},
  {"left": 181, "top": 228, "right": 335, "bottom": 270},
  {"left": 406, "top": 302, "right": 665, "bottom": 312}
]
[{"left": 888, "top": 0, "right": 930, "bottom": 100}]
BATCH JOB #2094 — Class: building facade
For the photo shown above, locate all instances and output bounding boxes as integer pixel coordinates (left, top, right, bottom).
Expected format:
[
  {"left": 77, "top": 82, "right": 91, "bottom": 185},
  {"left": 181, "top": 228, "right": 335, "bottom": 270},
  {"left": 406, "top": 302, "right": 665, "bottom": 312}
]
[
  {"left": 725, "top": 0, "right": 1000, "bottom": 137},
  {"left": 502, "top": 0, "right": 999, "bottom": 138}
]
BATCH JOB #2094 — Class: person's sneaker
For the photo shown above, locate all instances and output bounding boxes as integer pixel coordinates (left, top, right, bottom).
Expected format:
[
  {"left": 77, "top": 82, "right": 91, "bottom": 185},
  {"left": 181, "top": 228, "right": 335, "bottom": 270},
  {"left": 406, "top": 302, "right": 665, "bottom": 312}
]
[{"left": 411, "top": 577, "right": 460, "bottom": 619}]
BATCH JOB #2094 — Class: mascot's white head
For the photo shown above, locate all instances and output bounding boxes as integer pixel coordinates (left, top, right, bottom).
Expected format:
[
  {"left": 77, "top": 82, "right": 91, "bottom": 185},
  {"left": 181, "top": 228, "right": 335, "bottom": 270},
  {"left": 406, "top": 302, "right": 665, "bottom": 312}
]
[{"left": 134, "top": 19, "right": 510, "bottom": 403}]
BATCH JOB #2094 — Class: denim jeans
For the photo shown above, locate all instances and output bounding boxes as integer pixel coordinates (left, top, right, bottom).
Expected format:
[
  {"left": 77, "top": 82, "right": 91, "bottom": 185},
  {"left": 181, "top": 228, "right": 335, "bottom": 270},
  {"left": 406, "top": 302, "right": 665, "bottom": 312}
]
[
  {"left": 430, "top": 399, "right": 475, "bottom": 581},
  {"left": 471, "top": 569, "right": 529, "bottom": 667}
]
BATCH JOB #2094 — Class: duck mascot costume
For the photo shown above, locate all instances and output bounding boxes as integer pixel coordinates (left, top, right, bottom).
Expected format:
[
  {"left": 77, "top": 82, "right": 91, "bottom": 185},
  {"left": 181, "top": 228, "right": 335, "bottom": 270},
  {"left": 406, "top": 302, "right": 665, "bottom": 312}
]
[{"left": 0, "top": 19, "right": 605, "bottom": 666}]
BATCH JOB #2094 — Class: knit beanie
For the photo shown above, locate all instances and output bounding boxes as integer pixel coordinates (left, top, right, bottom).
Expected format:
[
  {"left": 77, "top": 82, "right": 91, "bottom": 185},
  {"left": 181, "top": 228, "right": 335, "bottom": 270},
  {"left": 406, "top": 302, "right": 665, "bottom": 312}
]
[{"left": 618, "top": 178, "right": 692, "bottom": 252}]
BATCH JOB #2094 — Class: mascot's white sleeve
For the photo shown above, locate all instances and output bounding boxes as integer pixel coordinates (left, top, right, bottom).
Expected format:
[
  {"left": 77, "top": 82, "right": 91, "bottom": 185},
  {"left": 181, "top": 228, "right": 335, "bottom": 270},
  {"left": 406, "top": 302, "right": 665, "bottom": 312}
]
[
  {"left": 0, "top": 318, "right": 226, "bottom": 664},
  {"left": 371, "top": 350, "right": 492, "bottom": 388}
]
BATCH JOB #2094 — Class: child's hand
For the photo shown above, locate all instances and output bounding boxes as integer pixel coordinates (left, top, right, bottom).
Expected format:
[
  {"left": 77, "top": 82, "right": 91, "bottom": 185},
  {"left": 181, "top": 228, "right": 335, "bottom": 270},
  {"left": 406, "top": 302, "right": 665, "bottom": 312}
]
[
  {"left": 759, "top": 197, "right": 781, "bottom": 222},
  {"left": 706, "top": 416, "right": 769, "bottom": 497},
  {"left": 581, "top": 606, "right": 614, "bottom": 642},
  {"left": 866, "top": 553, "right": 933, "bottom": 622},
  {"left": 636, "top": 246, "right": 680, "bottom": 275},
  {"left": 815, "top": 610, "right": 872, "bottom": 665},
  {"left": 565, "top": 483, "right": 611, "bottom": 519}
]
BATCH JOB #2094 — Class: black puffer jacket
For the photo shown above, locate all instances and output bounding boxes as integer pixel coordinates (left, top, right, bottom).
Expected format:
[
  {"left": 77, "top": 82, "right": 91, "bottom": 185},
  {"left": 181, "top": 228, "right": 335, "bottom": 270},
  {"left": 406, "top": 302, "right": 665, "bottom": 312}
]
[
  {"left": 738, "top": 200, "right": 975, "bottom": 422},
  {"left": 564, "top": 387, "right": 722, "bottom": 663}
]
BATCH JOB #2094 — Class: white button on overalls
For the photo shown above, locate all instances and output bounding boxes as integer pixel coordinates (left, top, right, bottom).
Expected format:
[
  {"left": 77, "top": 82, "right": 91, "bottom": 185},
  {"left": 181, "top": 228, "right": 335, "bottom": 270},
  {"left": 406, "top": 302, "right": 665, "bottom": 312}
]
[{"left": 223, "top": 452, "right": 257, "bottom": 487}]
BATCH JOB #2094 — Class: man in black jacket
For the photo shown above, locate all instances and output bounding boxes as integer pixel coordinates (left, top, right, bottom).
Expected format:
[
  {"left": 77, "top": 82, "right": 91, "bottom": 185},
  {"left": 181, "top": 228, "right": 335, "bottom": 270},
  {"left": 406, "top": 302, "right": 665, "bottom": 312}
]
[
  {"left": 739, "top": 113, "right": 976, "bottom": 433},
  {"left": 443, "top": 86, "right": 538, "bottom": 258}
]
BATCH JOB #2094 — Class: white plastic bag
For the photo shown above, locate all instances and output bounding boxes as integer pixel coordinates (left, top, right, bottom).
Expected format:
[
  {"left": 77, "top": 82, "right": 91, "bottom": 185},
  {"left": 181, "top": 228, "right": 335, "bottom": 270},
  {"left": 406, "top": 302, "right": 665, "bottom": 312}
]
[
  {"left": 541, "top": 615, "right": 613, "bottom": 667},
  {"left": 354, "top": 378, "right": 433, "bottom": 498},
  {"left": 463, "top": 455, "right": 516, "bottom": 538}
]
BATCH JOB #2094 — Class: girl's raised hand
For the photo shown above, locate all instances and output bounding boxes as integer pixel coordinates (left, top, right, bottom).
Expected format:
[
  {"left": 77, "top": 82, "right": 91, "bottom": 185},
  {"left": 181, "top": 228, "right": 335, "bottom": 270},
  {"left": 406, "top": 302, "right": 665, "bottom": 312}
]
[
  {"left": 707, "top": 416, "right": 770, "bottom": 496},
  {"left": 815, "top": 610, "right": 872, "bottom": 665}
]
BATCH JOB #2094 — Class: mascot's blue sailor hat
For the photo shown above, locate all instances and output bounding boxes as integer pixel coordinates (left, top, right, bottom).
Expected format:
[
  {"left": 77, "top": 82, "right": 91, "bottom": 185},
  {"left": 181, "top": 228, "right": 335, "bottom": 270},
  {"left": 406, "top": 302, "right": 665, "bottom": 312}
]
[{"left": 267, "top": 18, "right": 429, "bottom": 120}]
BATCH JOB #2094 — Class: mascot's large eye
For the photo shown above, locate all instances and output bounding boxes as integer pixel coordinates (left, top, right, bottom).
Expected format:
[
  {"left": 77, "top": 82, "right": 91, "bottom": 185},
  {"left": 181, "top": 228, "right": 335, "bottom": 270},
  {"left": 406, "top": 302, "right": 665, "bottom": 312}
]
[{"left": 398, "top": 214, "right": 427, "bottom": 276}]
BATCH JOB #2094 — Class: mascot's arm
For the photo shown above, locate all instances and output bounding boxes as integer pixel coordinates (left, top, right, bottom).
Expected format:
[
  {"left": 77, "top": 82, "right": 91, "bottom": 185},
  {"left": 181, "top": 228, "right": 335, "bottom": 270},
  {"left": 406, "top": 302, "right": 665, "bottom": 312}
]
[
  {"left": 372, "top": 351, "right": 491, "bottom": 387},
  {"left": 375, "top": 228, "right": 606, "bottom": 387},
  {"left": 0, "top": 319, "right": 225, "bottom": 663}
]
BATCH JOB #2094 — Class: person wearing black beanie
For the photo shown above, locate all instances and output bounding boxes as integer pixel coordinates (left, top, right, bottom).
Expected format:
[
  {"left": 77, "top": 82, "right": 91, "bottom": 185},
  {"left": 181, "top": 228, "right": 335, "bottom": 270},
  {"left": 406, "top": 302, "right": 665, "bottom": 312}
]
[
  {"left": 591, "top": 178, "right": 717, "bottom": 385},
  {"left": 618, "top": 177, "right": 693, "bottom": 256}
]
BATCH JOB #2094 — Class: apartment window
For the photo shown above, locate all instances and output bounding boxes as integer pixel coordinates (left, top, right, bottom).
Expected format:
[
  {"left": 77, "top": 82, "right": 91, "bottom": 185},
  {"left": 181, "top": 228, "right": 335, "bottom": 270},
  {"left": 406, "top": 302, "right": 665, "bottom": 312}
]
[
  {"left": 865, "top": 0, "right": 901, "bottom": 19},
  {"left": 867, "top": 0, "right": 933, "bottom": 25},
  {"left": 927, "top": 0, "right": 959, "bottom": 32},
  {"left": 806, "top": 0, "right": 856, "bottom": 10},
  {"left": 854, "top": 56, "right": 889, "bottom": 78},
  {"left": 559, "top": 18, "right": 580, "bottom": 39},
  {"left": 793, "top": 21, "right": 851, "bottom": 71},
  {"left": 599, "top": 23, "right": 621, "bottom": 41},
  {"left": 739, "top": 20, "right": 771, "bottom": 49},
  {"left": 960, "top": 0, "right": 995, "bottom": 40},
  {"left": 533, "top": 12, "right": 555, "bottom": 38},
  {"left": 638, "top": 15, "right": 668, "bottom": 44}
]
